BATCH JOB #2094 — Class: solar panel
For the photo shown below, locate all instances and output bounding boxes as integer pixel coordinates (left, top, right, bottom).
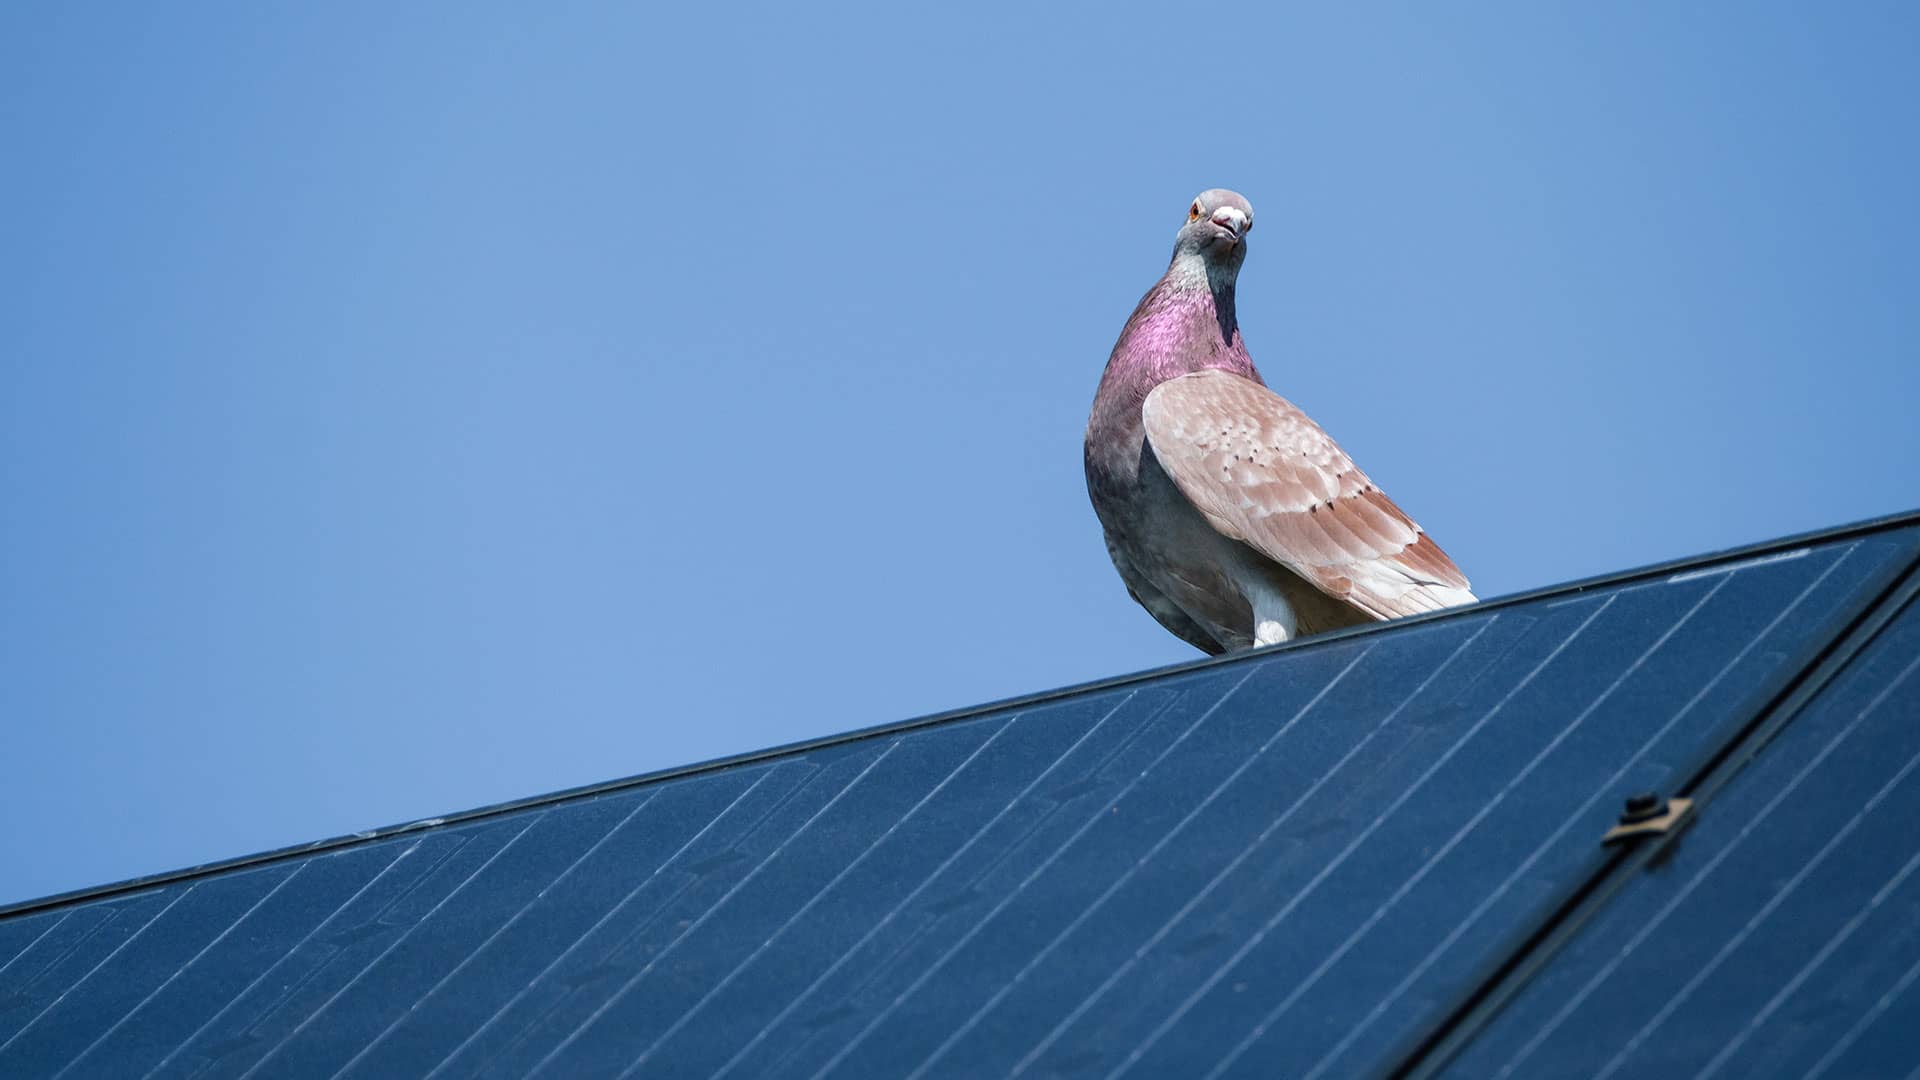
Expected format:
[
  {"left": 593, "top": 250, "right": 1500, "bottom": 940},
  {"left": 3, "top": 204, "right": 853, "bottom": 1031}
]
[
  {"left": 1438, "top": 587, "right": 1920, "bottom": 1080},
  {"left": 1, "top": 521, "right": 1915, "bottom": 1079}
]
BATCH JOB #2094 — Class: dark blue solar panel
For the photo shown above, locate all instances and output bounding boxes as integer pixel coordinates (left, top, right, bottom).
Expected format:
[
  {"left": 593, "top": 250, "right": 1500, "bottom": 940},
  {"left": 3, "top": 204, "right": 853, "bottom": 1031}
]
[
  {"left": 1440, "top": 588, "right": 1920, "bottom": 1080},
  {"left": 0, "top": 524, "right": 1915, "bottom": 1079}
]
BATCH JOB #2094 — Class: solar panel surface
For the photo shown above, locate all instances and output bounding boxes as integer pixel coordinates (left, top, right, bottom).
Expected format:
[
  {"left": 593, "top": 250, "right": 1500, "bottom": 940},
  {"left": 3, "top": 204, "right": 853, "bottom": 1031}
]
[{"left": 1440, "top": 587, "right": 1920, "bottom": 1080}]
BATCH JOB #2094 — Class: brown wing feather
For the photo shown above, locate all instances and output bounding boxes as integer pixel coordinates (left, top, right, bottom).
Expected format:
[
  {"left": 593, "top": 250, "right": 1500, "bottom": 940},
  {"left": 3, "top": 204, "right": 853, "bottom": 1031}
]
[{"left": 1141, "top": 370, "right": 1474, "bottom": 620}]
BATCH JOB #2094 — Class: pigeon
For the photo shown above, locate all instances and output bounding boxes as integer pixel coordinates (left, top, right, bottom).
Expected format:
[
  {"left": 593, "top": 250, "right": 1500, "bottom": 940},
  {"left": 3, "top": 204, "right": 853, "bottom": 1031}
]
[{"left": 1084, "top": 188, "right": 1475, "bottom": 654}]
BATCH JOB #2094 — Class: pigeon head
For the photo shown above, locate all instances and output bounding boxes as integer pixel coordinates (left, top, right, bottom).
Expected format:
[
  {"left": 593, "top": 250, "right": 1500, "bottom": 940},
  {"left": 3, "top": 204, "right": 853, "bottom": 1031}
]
[
  {"left": 1173, "top": 188, "right": 1253, "bottom": 262},
  {"left": 1167, "top": 189, "right": 1253, "bottom": 294}
]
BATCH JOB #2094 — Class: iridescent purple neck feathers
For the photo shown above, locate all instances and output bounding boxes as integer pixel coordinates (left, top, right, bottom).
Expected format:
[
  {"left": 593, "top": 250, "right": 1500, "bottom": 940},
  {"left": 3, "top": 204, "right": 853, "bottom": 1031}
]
[{"left": 1104, "top": 273, "right": 1258, "bottom": 392}]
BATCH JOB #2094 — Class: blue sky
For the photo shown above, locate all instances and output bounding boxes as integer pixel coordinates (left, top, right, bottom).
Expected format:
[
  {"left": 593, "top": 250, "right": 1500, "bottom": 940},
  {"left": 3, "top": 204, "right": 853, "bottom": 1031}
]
[{"left": 3, "top": 5, "right": 1916, "bottom": 907}]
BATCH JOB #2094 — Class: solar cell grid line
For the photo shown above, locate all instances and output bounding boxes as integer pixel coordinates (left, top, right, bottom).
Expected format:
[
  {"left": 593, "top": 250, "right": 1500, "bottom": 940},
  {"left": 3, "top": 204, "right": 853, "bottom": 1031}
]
[
  {"left": 457, "top": 763, "right": 825, "bottom": 1077},
  {"left": 1308, "top": 540, "right": 1872, "bottom": 1079},
  {"left": 8, "top": 886, "right": 262, "bottom": 1077},
  {"left": 778, "top": 683, "right": 1209, "bottom": 1079},
  {"left": 518, "top": 691, "right": 1159, "bottom": 1076},
  {"left": 0, "top": 911, "right": 70, "bottom": 991},
  {"left": 1697, "top": 842, "right": 1920, "bottom": 1079},
  {"left": 525, "top": 741, "right": 904, "bottom": 1079},
  {"left": 342, "top": 793, "right": 682, "bottom": 1076},
  {"left": 1107, "top": 597, "right": 1615, "bottom": 1080},
  {"left": 1416, "top": 577, "right": 1920, "bottom": 1080},
  {"left": 233, "top": 815, "right": 545, "bottom": 1080},
  {"left": 1640, "top": 549, "right": 1920, "bottom": 841},
  {"left": 49, "top": 864, "right": 307, "bottom": 1080},
  {"left": 1596, "top": 726, "right": 1920, "bottom": 1080},
  {"left": 1004, "top": 623, "right": 1491, "bottom": 1078},
  {"left": 749, "top": 688, "right": 1187, "bottom": 1080},
  {"left": 1102, "top": 546, "right": 1854, "bottom": 1079},
  {"left": 1606, "top": 645, "right": 1920, "bottom": 1080},
  {"left": 1210, "top": 583, "right": 1706, "bottom": 1080},
  {"left": 659, "top": 713, "right": 1112, "bottom": 1077},
  {"left": 0, "top": 886, "right": 192, "bottom": 1063},
  {"left": 614, "top": 718, "right": 1015, "bottom": 1079},
  {"left": 0, "top": 901, "right": 156, "bottom": 1047},
  {"left": 843, "top": 644, "right": 1420, "bottom": 1080},
  {"left": 1390, "top": 535, "right": 1920, "bottom": 1080},
  {"left": 328, "top": 789, "right": 661, "bottom": 1077},
  {"left": 707, "top": 692, "right": 1136, "bottom": 1080},
  {"left": 806, "top": 666, "right": 1261, "bottom": 1080},
  {"left": 1665, "top": 545, "right": 1811, "bottom": 582},
  {"left": 492, "top": 758, "right": 859, "bottom": 1078},
  {"left": 421, "top": 764, "right": 781, "bottom": 1080},
  {"left": 536, "top": 740, "right": 991, "bottom": 1078},
  {"left": 1285, "top": 567, "right": 1738, "bottom": 1080},
  {"left": 1804, "top": 948, "right": 1920, "bottom": 1080},
  {"left": 139, "top": 838, "right": 431, "bottom": 1079},
  {"left": 907, "top": 644, "right": 1378, "bottom": 1080},
  {"left": 1481, "top": 642, "right": 1920, "bottom": 1078}
]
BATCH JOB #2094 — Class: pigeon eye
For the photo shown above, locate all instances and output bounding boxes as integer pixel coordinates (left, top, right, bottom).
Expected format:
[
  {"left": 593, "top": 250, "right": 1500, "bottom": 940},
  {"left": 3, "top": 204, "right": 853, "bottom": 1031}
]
[{"left": 1188, "top": 203, "right": 1202, "bottom": 223}]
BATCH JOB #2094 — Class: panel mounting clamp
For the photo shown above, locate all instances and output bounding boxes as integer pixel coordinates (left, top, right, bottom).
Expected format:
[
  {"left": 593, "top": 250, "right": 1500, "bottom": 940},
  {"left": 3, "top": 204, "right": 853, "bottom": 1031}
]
[{"left": 1601, "top": 792, "right": 1694, "bottom": 846}]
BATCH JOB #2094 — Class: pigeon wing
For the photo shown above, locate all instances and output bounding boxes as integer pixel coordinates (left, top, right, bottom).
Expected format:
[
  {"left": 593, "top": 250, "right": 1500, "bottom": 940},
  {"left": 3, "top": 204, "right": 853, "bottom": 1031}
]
[{"left": 1141, "top": 369, "right": 1475, "bottom": 619}]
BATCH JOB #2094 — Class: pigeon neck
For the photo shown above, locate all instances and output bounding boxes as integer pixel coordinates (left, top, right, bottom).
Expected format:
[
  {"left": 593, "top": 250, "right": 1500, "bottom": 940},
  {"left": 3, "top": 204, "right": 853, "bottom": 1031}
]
[
  {"left": 1163, "top": 253, "right": 1240, "bottom": 345},
  {"left": 1095, "top": 273, "right": 1257, "bottom": 416}
]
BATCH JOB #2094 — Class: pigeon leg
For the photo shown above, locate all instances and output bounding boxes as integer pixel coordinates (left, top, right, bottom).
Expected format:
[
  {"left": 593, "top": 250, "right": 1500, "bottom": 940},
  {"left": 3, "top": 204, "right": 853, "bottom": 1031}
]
[{"left": 1248, "top": 580, "right": 1296, "bottom": 647}]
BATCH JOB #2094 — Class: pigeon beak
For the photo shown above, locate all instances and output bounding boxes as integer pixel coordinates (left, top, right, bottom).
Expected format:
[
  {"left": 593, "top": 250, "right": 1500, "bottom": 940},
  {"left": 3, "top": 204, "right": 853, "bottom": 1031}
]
[{"left": 1210, "top": 208, "right": 1248, "bottom": 241}]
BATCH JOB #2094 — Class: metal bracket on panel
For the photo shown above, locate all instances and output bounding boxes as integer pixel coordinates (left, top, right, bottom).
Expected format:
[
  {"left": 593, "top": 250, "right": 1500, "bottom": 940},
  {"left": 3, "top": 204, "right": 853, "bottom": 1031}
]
[{"left": 1601, "top": 794, "right": 1694, "bottom": 846}]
